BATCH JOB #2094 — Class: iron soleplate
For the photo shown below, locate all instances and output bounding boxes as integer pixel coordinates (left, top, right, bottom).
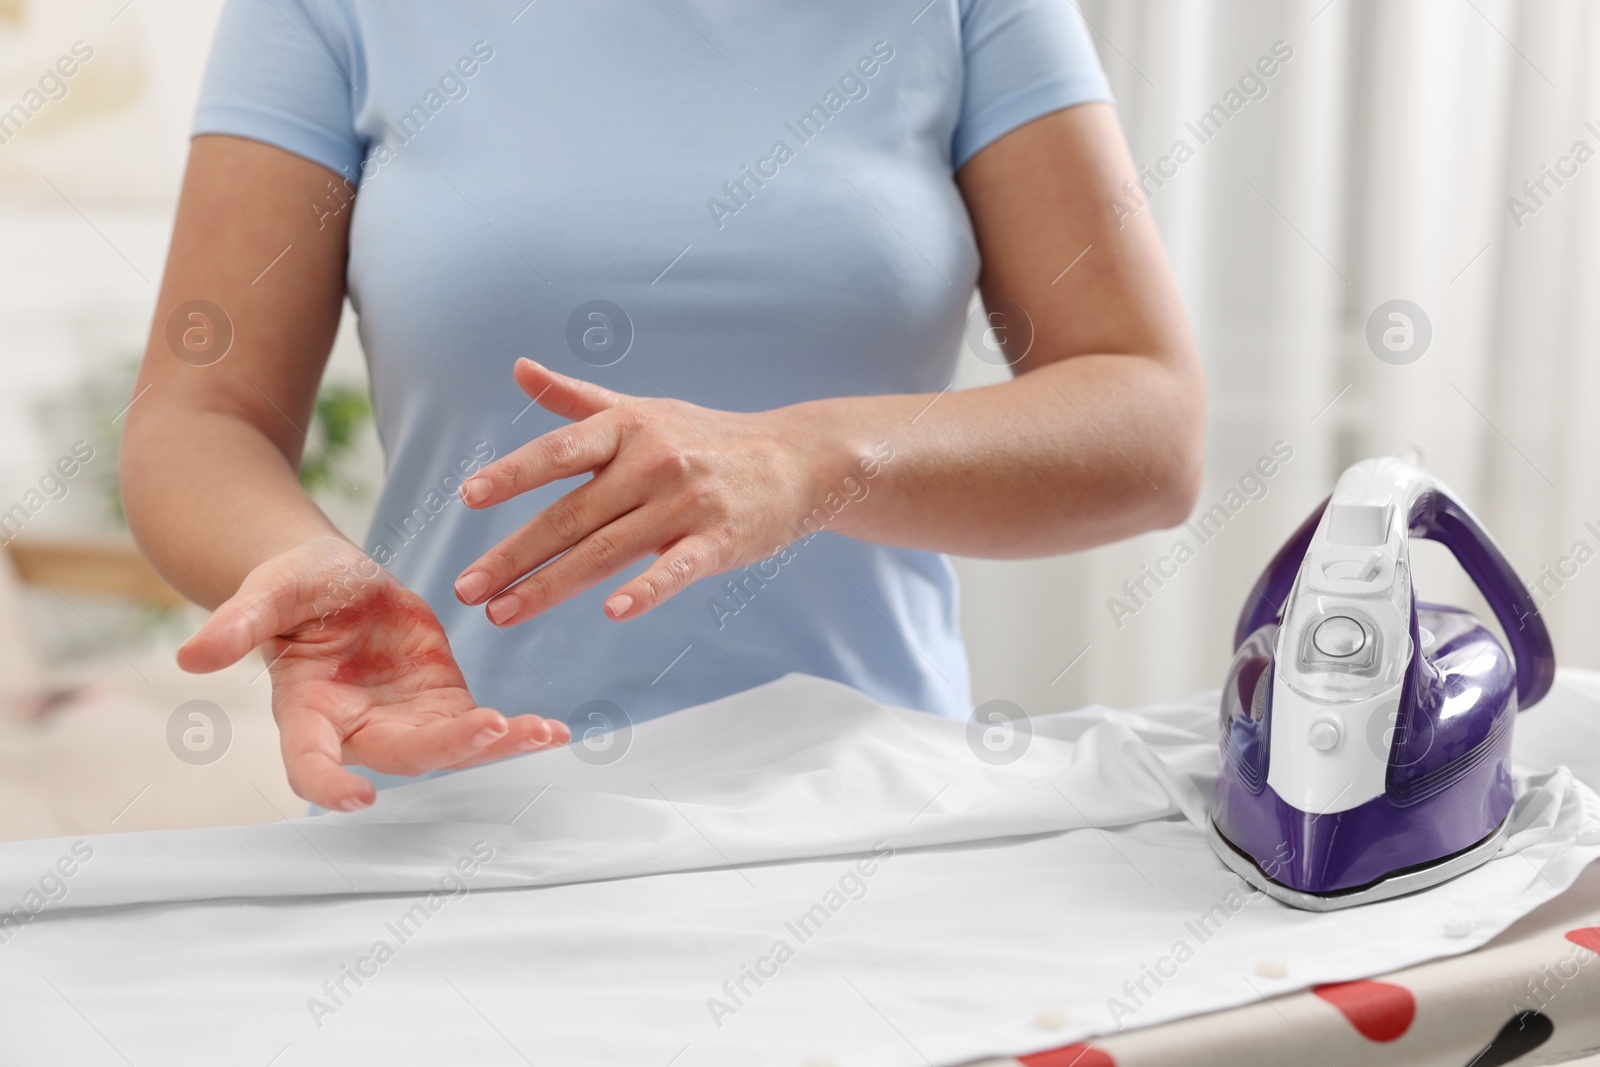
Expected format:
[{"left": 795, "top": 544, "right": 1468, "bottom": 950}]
[{"left": 1206, "top": 816, "right": 1511, "bottom": 912}]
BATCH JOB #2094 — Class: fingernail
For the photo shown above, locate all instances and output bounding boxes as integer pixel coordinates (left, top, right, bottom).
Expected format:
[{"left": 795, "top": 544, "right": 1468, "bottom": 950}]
[
  {"left": 455, "top": 571, "right": 490, "bottom": 603},
  {"left": 517, "top": 357, "right": 538, "bottom": 371},
  {"left": 605, "top": 593, "right": 633, "bottom": 618},
  {"left": 337, "top": 795, "right": 371, "bottom": 812},
  {"left": 487, "top": 593, "right": 521, "bottom": 625},
  {"left": 461, "top": 478, "right": 490, "bottom": 506},
  {"left": 473, "top": 723, "right": 506, "bottom": 748}
]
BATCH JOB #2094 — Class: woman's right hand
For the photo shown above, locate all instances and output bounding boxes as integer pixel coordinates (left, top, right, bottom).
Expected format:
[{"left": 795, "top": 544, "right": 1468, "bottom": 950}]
[{"left": 176, "top": 536, "right": 569, "bottom": 811}]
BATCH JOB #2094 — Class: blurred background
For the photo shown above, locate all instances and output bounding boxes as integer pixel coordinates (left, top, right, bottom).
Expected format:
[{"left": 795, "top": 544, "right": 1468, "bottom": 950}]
[{"left": 0, "top": 0, "right": 1595, "bottom": 840}]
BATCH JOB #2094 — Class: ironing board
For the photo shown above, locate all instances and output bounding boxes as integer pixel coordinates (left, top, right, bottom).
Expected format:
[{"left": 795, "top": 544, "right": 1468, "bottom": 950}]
[
  {"left": 968, "top": 863, "right": 1600, "bottom": 1067},
  {"left": 1, "top": 671, "right": 1596, "bottom": 1066},
  {"left": 974, "top": 670, "right": 1600, "bottom": 1067}
]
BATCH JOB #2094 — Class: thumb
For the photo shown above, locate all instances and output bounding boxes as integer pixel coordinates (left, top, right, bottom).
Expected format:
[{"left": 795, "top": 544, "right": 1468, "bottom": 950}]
[
  {"left": 177, "top": 559, "right": 316, "bottom": 674},
  {"left": 515, "top": 357, "right": 628, "bottom": 421}
]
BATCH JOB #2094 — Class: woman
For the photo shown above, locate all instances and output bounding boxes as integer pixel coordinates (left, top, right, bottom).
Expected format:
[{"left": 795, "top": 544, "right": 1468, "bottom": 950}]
[{"left": 121, "top": 0, "right": 1204, "bottom": 813}]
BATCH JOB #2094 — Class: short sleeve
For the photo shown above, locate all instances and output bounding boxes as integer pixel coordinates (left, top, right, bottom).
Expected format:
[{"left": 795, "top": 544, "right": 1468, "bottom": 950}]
[
  {"left": 953, "top": 0, "right": 1114, "bottom": 170},
  {"left": 192, "top": 0, "right": 365, "bottom": 182}
]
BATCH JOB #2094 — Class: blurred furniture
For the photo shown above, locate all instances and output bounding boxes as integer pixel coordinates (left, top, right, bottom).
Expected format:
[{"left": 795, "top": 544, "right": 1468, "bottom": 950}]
[
  {"left": 5, "top": 535, "right": 184, "bottom": 606},
  {"left": 0, "top": 534, "right": 300, "bottom": 842}
]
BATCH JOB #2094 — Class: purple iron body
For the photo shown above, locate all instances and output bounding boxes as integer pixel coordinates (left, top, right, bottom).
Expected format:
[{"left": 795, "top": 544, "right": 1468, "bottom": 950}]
[{"left": 1208, "top": 458, "right": 1556, "bottom": 910}]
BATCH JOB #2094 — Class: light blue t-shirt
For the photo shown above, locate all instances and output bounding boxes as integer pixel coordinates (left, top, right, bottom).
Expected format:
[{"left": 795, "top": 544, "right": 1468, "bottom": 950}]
[{"left": 194, "top": 0, "right": 1111, "bottom": 788}]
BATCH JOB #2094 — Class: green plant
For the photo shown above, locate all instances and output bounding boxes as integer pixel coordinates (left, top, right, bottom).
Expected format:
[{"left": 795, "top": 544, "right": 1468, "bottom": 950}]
[{"left": 297, "top": 383, "right": 374, "bottom": 497}]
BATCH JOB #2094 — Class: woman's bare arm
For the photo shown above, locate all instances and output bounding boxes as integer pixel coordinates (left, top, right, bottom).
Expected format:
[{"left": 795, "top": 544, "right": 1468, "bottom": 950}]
[
  {"left": 816, "top": 101, "right": 1206, "bottom": 557},
  {"left": 122, "top": 136, "right": 568, "bottom": 809},
  {"left": 121, "top": 134, "right": 349, "bottom": 609}
]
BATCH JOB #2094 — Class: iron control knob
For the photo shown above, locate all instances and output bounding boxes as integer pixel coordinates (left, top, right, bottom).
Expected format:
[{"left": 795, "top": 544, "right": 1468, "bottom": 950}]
[{"left": 1309, "top": 717, "right": 1342, "bottom": 752}]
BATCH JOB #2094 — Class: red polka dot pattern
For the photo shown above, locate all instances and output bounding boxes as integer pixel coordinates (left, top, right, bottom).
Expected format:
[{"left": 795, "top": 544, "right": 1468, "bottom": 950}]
[
  {"left": 1019, "top": 1042, "right": 1115, "bottom": 1067},
  {"left": 1313, "top": 980, "right": 1416, "bottom": 1042},
  {"left": 1564, "top": 926, "right": 1600, "bottom": 954}
]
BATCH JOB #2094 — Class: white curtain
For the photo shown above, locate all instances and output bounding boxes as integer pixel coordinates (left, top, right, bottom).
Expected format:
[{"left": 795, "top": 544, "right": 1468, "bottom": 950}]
[{"left": 957, "top": 0, "right": 1600, "bottom": 716}]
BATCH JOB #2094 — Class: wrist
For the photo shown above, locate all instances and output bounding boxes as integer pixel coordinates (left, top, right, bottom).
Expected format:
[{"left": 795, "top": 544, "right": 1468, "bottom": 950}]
[{"left": 770, "top": 399, "right": 894, "bottom": 542}]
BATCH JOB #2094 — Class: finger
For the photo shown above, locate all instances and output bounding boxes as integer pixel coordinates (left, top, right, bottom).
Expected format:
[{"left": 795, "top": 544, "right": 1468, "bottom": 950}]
[
  {"left": 277, "top": 704, "right": 377, "bottom": 812},
  {"left": 484, "top": 507, "right": 671, "bottom": 626},
  {"left": 460, "top": 415, "right": 623, "bottom": 509},
  {"left": 455, "top": 476, "right": 640, "bottom": 605},
  {"left": 603, "top": 533, "right": 726, "bottom": 621},
  {"left": 177, "top": 562, "right": 315, "bottom": 674},
  {"left": 347, "top": 705, "right": 513, "bottom": 778},
  {"left": 514, "top": 357, "right": 629, "bottom": 421},
  {"left": 444, "top": 714, "right": 572, "bottom": 770}
]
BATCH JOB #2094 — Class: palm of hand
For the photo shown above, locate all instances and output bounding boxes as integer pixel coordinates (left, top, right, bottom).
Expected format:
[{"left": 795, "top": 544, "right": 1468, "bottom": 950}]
[
  {"left": 181, "top": 537, "right": 567, "bottom": 811},
  {"left": 267, "top": 582, "right": 484, "bottom": 773}
]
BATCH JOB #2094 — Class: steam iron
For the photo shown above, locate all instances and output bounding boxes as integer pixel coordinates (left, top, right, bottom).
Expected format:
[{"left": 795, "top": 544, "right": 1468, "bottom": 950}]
[{"left": 1208, "top": 458, "right": 1556, "bottom": 910}]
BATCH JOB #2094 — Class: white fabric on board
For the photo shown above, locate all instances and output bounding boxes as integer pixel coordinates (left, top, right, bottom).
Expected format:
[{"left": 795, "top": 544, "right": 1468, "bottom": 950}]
[{"left": 0, "top": 671, "right": 1596, "bottom": 1066}]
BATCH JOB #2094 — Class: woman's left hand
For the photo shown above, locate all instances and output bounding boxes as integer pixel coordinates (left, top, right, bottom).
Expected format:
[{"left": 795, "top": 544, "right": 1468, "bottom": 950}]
[{"left": 453, "top": 358, "right": 841, "bottom": 625}]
